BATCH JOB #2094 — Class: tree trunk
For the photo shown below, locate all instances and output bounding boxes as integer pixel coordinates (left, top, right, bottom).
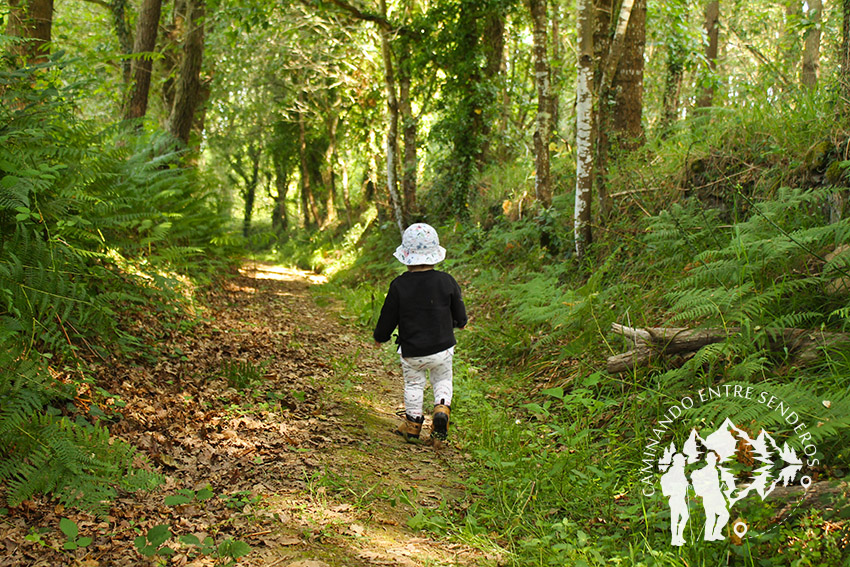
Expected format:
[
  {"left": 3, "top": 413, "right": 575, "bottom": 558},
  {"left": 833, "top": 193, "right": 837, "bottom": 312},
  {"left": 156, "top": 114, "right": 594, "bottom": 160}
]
[
  {"left": 528, "top": 0, "right": 552, "bottom": 208},
  {"left": 322, "top": 114, "right": 339, "bottom": 228},
  {"left": 479, "top": 9, "right": 505, "bottom": 165},
  {"left": 340, "top": 154, "right": 353, "bottom": 226},
  {"left": 607, "top": 324, "right": 850, "bottom": 374},
  {"left": 166, "top": 0, "right": 204, "bottom": 145},
  {"left": 550, "top": 0, "right": 563, "bottom": 135},
  {"left": 378, "top": 0, "right": 405, "bottom": 236},
  {"left": 272, "top": 154, "right": 289, "bottom": 233},
  {"left": 160, "top": 0, "right": 187, "bottom": 116},
  {"left": 801, "top": 0, "right": 822, "bottom": 89},
  {"left": 696, "top": 0, "right": 720, "bottom": 108},
  {"left": 5, "top": 0, "right": 53, "bottom": 65},
  {"left": 662, "top": 49, "right": 685, "bottom": 128},
  {"left": 230, "top": 145, "right": 261, "bottom": 238},
  {"left": 366, "top": 129, "right": 386, "bottom": 222},
  {"left": 843, "top": 0, "right": 850, "bottom": 102},
  {"left": 109, "top": 0, "right": 134, "bottom": 84},
  {"left": 398, "top": 37, "right": 418, "bottom": 222},
  {"left": 124, "top": 0, "right": 163, "bottom": 121},
  {"left": 661, "top": 0, "right": 687, "bottom": 130},
  {"left": 777, "top": 0, "right": 801, "bottom": 83},
  {"left": 574, "top": 0, "right": 594, "bottom": 259},
  {"left": 595, "top": 0, "right": 637, "bottom": 220},
  {"left": 297, "top": 102, "right": 319, "bottom": 229},
  {"left": 612, "top": 0, "right": 645, "bottom": 148}
]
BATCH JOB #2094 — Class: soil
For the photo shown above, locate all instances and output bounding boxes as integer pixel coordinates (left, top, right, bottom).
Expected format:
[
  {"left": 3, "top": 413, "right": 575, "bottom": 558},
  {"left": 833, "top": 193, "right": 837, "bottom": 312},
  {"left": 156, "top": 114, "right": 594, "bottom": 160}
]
[{"left": 0, "top": 263, "right": 498, "bottom": 567}]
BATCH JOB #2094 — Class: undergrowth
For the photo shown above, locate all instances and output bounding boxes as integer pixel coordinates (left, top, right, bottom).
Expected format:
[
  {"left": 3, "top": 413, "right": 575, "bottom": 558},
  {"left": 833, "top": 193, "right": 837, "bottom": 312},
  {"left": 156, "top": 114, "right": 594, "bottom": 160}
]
[
  {"left": 317, "top": 93, "right": 850, "bottom": 565},
  {"left": 0, "top": 55, "right": 234, "bottom": 513}
]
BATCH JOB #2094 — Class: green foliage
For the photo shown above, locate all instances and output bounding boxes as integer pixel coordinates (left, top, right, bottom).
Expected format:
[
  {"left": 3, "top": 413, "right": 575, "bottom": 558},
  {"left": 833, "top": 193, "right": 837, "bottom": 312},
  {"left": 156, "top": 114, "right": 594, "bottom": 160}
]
[
  {"left": 134, "top": 522, "right": 251, "bottom": 565},
  {"left": 59, "top": 518, "right": 92, "bottom": 551},
  {"left": 219, "top": 359, "right": 269, "bottom": 390},
  {"left": 134, "top": 524, "right": 174, "bottom": 558},
  {"left": 0, "top": 54, "right": 232, "bottom": 514},
  {"left": 423, "top": 0, "right": 519, "bottom": 218},
  {"left": 0, "top": 349, "right": 160, "bottom": 515},
  {"left": 164, "top": 486, "right": 215, "bottom": 506}
]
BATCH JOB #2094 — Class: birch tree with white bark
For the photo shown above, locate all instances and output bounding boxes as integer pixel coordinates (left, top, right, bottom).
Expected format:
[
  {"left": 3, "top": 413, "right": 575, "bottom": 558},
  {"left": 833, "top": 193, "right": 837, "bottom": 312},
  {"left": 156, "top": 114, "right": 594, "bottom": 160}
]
[{"left": 574, "top": 0, "right": 594, "bottom": 258}]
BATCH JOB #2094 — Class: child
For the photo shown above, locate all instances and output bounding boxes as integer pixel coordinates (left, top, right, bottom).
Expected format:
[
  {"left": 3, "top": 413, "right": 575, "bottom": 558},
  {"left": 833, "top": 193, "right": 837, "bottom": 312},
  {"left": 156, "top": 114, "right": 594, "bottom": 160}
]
[{"left": 373, "top": 223, "right": 467, "bottom": 445}]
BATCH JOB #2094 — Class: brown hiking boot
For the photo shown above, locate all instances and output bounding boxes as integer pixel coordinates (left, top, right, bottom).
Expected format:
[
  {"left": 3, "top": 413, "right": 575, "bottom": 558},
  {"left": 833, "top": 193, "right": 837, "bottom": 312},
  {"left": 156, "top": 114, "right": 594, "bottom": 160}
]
[
  {"left": 394, "top": 412, "right": 424, "bottom": 442},
  {"left": 431, "top": 401, "right": 450, "bottom": 441}
]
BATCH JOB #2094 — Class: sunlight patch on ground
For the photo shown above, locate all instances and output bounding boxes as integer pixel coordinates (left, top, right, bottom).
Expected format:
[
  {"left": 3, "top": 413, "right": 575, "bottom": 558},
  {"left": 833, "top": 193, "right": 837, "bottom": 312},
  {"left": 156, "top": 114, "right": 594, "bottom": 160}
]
[
  {"left": 262, "top": 490, "right": 498, "bottom": 567},
  {"left": 241, "top": 263, "right": 328, "bottom": 285}
]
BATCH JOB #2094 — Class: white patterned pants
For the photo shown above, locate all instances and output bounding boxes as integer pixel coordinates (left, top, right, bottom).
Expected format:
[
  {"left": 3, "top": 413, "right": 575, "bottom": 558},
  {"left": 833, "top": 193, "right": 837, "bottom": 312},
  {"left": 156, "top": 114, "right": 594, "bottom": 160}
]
[{"left": 399, "top": 347, "right": 454, "bottom": 418}]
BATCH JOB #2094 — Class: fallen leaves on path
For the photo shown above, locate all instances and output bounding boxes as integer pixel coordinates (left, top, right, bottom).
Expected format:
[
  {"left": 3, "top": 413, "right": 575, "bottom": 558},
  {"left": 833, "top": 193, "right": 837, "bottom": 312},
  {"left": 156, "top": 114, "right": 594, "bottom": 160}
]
[{"left": 0, "top": 264, "right": 498, "bottom": 567}]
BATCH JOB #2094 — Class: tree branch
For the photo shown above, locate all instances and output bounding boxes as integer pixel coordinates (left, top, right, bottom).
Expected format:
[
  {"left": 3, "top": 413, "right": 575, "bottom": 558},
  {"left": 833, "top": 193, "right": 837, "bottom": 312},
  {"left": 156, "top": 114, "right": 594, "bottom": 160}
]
[
  {"left": 599, "top": 0, "right": 635, "bottom": 95},
  {"left": 728, "top": 25, "right": 793, "bottom": 87},
  {"left": 80, "top": 0, "right": 112, "bottom": 9},
  {"left": 300, "top": 0, "right": 393, "bottom": 31}
]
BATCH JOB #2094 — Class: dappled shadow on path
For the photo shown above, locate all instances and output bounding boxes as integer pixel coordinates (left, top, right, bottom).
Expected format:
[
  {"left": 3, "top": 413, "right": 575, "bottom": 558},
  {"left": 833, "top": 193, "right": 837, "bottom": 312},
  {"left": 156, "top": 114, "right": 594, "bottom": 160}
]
[{"left": 0, "top": 263, "right": 494, "bottom": 566}]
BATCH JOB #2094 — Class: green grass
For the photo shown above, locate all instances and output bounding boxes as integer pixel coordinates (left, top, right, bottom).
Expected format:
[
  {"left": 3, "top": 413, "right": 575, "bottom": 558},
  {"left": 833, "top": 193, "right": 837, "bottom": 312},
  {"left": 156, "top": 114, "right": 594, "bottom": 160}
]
[{"left": 308, "top": 90, "right": 850, "bottom": 566}]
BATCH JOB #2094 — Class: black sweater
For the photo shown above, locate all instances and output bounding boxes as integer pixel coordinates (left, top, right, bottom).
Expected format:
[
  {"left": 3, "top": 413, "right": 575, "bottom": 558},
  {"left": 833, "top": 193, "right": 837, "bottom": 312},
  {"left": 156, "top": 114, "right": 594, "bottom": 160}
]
[{"left": 373, "top": 270, "right": 467, "bottom": 357}]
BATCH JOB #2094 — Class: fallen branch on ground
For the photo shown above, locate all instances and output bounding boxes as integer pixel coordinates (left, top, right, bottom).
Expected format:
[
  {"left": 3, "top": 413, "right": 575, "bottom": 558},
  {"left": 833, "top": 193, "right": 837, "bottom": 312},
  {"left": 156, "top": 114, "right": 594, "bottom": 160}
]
[{"left": 606, "top": 324, "right": 850, "bottom": 374}]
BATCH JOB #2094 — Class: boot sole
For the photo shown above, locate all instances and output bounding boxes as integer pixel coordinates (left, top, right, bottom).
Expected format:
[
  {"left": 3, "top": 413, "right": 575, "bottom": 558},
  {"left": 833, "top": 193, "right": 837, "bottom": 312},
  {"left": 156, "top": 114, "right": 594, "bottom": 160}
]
[
  {"left": 393, "top": 429, "right": 420, "bottom": 442},
  {"left": 432, "top": 412, "right": 449, "bottom": 438}
]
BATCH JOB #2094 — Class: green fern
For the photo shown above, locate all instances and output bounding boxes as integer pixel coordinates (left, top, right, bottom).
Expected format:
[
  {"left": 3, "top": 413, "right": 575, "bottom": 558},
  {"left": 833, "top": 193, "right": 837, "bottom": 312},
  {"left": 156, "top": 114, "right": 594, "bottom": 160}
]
[
  {"left": 640, "top": 186, "right": 850, "bottom": 457},
  {"left": 0, "top": 347, "right": 160, "bottom": 514}
]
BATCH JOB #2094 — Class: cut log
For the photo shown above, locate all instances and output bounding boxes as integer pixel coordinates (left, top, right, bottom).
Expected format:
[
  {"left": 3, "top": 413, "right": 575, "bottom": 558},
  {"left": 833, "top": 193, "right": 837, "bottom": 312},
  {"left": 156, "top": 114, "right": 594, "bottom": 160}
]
[{"left": 607, "top": 324, "right": 850, "bottom": 374}]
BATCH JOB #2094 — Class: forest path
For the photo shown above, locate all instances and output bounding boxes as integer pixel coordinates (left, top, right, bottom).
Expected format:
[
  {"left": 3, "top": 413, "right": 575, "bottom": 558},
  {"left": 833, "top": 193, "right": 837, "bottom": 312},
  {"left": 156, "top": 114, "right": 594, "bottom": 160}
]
[
  {"left": 221, "top": 263, "right": 489, "bottom": 567},
  {"left": 0, "top": 263, "right": 497, "bottom": 566},
  {"left": 96, "top": 262, "right": 494, "bottom": 567}
]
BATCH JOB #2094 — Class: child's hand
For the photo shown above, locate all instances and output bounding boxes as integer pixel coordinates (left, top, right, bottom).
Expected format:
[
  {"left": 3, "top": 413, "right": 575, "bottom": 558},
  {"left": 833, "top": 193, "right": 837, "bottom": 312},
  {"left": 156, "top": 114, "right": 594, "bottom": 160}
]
[{"left": 374, "top": 341, "right": 383, "bottom": 348}]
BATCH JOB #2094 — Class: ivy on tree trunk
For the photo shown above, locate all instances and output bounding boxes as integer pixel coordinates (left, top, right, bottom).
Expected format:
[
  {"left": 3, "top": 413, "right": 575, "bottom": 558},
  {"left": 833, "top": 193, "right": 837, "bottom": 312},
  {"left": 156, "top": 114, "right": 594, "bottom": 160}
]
[{"left": 167, "top": 0, "right": 205, "bottom": 145}]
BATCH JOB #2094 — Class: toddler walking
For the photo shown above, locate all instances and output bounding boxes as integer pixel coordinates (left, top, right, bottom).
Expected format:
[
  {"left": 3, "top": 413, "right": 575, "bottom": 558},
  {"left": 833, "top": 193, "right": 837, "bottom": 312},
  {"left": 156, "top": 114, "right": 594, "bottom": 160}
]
[{"left": 373, "top": 223, "right": 467, "bottom": 445}]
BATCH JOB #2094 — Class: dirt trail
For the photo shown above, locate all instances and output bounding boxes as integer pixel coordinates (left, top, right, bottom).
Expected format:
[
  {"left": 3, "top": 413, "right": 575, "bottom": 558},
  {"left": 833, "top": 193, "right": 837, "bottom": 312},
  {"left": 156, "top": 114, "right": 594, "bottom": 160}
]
[
  {"left": 220, "top": 263, "right": 491, "bottom": 566},
  {"left": 0, "top": 263, "right": 495, "bottom": 567}
]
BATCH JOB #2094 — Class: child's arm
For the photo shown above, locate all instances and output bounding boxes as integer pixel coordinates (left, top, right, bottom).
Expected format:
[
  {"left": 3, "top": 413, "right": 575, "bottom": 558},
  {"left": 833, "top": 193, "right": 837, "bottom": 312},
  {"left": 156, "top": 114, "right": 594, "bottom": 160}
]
[
  {"left": 450, "top": 278, "right": 468, "bottom": 329},
  {"left": 373, "top": 284, "right": 399, "bottom": 343}
]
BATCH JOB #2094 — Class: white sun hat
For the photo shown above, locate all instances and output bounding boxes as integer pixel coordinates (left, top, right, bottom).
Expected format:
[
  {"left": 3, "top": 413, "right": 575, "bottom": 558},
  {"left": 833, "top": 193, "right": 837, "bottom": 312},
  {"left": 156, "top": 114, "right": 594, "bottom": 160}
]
[{"left": 393, "top": 223, "right": 447, "bottom": 265}]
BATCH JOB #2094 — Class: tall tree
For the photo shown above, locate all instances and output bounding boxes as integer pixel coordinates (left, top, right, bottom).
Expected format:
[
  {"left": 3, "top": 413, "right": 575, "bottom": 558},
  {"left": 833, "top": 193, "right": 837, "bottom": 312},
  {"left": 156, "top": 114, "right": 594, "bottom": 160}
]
[
  {"left": 322, "top": 112, "right": 340, "bottom": 227},
  {"left": 167, "top": 0, "right": 205, "bottom": 145},
  {"left": 801, "top": 0, "right": 822, "bottom": 89},
  {"left": 125, "top": 0, "right": 163, "bottom": 121},
  {"left": 660, "top": 0, "right": 689, "bottom": 130},
  {"left": 296, "top": 95, "right": 321, "bottom": 228},
  {"left": 696, "top": 0, "right": 720, "bottom": 108},
  {"left": 398, "top": 35, "right": 418, "bottom": 220},
  {"left": 270, "top": 121, "right": 299, "bottom": 234},
  {"left": 574, "top": 0, "right": 594, "bottom": 258},
  {"left": 378, "top": 0, "right": 405, "bottom": 235},
  {"left": 611, "top": 0, "right": 645, "bottom": 146},
  {"left": 550, "top": 0, "right": 564, "bottom": 134},
  {"left": 108, "top": 0, "right": 134, "bottom": 83},
  {"left": 528, "top": 0, "right": 552, "bottom": 208},
  {"left": 843, "top": 0, "right": 850, "bottom": 102},
  {"left": 595, "top": 0, "right": 644, "bottom": 219},
  {"left": 777, "top": 0, "right": 801, "bottom": 78},
  {"left": 229, "top": 143, "right": 263, "bottom": 237},
  {"left": 310, "top": 0, "right": 409, "bottom": 230},
  {"left": 5, "top": 0, "right": 54, "bottom": 65},
  {"left": 478, "top": 7, "right": 506, "bottom": 165}
]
